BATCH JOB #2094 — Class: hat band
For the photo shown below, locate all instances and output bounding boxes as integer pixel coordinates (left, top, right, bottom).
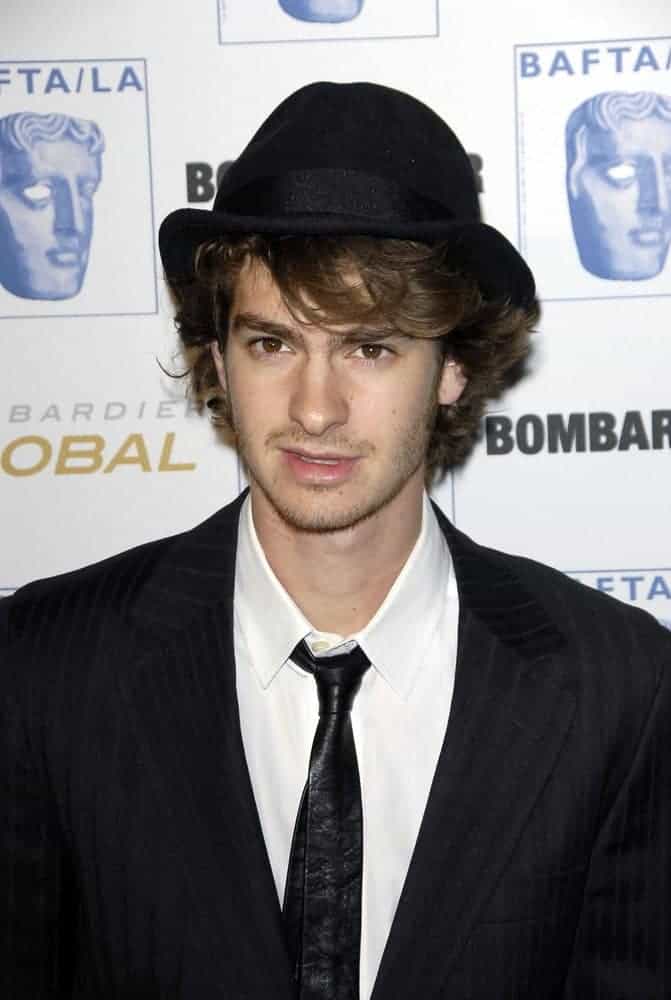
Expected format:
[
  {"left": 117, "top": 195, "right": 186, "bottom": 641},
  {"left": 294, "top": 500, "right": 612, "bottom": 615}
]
[{"left": 216, "top": 168, "right": 455, "bottom": 225}]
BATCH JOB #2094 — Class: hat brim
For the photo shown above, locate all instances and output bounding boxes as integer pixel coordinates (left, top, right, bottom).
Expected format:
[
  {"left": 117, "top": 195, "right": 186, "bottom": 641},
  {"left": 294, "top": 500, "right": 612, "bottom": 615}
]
[{"left": 158, "top": 207, "right": 536, "bottom": 308}]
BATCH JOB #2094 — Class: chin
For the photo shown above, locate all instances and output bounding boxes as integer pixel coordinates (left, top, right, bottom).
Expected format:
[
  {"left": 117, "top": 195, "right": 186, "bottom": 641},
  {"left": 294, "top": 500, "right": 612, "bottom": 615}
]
[
  {"left": 285, "top": 509, "right": 373, "bottom": 534},
  {"left": 260, "top": 478, "right": 410, "bottom": 536}
]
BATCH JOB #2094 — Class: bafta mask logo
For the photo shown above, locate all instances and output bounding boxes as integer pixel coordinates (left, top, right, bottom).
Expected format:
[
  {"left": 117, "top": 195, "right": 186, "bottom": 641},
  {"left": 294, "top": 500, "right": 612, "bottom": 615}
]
[
  {"left": 565, "top": 91, "right": 671, "bottom": 281},
  {"left": 278, "top": 0, "right": 364, "bottom": 23},
  {"left": 0, "top": 112, "right": 104, "bottom": 300}
]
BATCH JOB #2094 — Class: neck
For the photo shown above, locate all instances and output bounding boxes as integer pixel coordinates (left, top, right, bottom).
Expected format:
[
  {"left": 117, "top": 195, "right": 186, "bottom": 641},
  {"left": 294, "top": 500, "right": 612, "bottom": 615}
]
[{"left": 251, "top": 476, "right": 425, "bottom": 636}]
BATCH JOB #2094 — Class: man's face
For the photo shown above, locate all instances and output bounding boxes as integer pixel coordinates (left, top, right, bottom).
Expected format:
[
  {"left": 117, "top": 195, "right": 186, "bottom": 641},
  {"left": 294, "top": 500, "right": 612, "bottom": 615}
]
[
  {"left": 213, "top": 259, "right": 464, "bottom": 534},
  {"left": 0, "top": 137, "right": 101, "bottom": 300},
  {"left": 568, "top": 114, "right": 671, "bottom": 280},
  {"left": 278, "top": 0, "right": 364, "bottom": 23}
]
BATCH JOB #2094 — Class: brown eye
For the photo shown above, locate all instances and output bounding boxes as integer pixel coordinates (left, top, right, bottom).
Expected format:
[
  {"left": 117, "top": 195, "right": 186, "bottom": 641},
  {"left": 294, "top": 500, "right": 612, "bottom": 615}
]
[
  {"left": 359, "top": 344, "right": 388, "bottom": 360},
  {"left": 250, "top": 337, "right": 286, "bottom": 354}
]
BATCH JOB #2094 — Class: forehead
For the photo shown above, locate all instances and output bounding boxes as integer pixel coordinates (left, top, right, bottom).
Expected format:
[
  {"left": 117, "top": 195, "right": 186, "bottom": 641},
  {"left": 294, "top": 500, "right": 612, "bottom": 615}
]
[
  {"left": 231, "top": 255, "right": 366, "bottom": 329},
  {"left": 1, "top": 138, "right": 99, "bottom": 184},
  {"left": 587, "top": 115, "right": 671, "bottom": 158},
  {"left": 231, "top": 257, "right": 305, "bottom": 333},
  {"left": 232, "top": 257, "right": 285, "bottom": 311}
]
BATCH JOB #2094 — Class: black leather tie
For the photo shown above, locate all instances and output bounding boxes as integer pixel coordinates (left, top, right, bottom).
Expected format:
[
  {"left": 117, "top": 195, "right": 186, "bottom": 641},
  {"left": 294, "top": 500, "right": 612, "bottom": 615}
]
[{"left": 283, "top": 639, "right": 371, "bottom": 1000}]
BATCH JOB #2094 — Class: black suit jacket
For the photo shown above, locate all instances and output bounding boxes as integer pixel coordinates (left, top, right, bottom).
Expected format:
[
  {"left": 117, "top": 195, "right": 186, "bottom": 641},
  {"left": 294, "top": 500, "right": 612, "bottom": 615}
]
[{"left": 2, "top": 493, "right": 670, "bottom": 998}]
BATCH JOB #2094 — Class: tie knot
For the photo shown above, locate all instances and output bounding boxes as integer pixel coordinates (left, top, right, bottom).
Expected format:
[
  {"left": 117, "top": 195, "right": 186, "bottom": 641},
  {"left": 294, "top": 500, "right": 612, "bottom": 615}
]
[{"left": 291, "top": 640, "right": 371, "bottom": 715}]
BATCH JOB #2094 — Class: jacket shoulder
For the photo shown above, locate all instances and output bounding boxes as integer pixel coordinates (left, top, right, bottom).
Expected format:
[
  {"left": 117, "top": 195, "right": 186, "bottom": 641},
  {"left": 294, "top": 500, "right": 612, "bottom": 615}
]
[
  {"left": 1, "top": 531, "right": 183, "bottom": 644},
  {"left": 497, "top": 545, "right": 664, "bottom": 625},
  {"left": 435, "top": 502, "right": 669, "bottom": 659},
  {"left": 1, "top": 492, "right": 245, "bottom": 649},
  {"left": 479, "top": 542, "right": 671, "bottom": 671}
]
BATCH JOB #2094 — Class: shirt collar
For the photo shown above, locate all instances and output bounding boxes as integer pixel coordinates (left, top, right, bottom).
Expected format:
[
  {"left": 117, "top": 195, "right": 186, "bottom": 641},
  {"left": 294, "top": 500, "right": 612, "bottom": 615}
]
[
  {"left": 351, "top": 492, "right": 451, "bottom": 700},
  {"left": 235, "top": 495, "right": 312, "bottom": 689},
  {"left": 234, "top": 493, "right": 451, "bottom": 700}
]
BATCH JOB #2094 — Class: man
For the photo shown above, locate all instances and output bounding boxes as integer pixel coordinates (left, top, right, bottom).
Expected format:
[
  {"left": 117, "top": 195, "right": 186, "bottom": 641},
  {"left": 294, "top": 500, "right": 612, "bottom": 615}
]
[
  {"left": 1, "top": 82, "right": 669, "bottom": 999},
  {"left": 565, "top": 90, "right": 671, "bottom": 281},
  {"left": 0, "top": 111, "right": 104, "bottom": 300}
]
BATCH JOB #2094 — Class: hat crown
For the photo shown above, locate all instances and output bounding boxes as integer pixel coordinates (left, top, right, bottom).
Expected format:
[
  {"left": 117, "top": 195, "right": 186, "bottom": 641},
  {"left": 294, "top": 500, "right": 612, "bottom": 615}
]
[
  {"left": 158, "top": 80, "right": 535, "bottom": 308},
  {"left": 216, "top": 82, "right": 480, "bottom": 223}
]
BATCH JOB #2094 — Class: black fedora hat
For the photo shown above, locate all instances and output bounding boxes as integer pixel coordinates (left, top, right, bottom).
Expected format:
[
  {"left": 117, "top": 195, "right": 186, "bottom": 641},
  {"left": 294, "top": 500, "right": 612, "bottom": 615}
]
[{"left": 159, "top": 81, "right": 535, "bottom": 307}]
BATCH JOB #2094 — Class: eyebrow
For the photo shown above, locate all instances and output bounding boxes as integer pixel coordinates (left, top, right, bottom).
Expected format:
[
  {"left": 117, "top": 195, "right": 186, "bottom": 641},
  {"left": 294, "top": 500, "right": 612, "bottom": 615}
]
[{"left": 231, "top": 311, "right": 404, "bottom": 348}]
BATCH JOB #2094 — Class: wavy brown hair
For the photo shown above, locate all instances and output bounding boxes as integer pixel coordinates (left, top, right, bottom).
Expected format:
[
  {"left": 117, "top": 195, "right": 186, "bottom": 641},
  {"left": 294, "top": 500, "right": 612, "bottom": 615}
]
[{"left": 168, "top": 235, "right": 538, "bottom": 480}]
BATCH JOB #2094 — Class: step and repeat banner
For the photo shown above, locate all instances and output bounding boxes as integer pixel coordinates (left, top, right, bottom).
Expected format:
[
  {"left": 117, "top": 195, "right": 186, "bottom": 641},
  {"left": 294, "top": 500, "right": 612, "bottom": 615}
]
[{"left": 1, "top": 0, "right": 669, "bottom": 628}]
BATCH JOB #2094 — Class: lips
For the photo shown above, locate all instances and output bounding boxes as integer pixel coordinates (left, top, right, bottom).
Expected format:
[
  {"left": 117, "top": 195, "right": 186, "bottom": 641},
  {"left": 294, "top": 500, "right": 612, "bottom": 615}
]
[
  {"left": 46, "top": 248, "right": 82, "bottom": 268},
  {"left": 629, "top": 227, "right": 669, "bottom": 248},
  {"left": 283, "top": 448, "right": 359, "bottom": 484},
  {"left": 291, "top": 450, "right": 352, "bottom": 463}
]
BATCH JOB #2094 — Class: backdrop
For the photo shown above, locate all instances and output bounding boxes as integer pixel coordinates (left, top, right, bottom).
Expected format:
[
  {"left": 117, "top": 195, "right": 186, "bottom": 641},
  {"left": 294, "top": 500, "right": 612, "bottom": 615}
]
[{"left": 2, "top": 0, "right": 669, "bottom": 630}]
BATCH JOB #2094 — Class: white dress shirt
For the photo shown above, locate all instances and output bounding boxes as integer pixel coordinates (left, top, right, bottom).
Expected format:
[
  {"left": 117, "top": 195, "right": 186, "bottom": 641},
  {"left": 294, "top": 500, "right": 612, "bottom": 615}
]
[{"left": 233, "top": 493, "right": 459, "bottom": 1000}]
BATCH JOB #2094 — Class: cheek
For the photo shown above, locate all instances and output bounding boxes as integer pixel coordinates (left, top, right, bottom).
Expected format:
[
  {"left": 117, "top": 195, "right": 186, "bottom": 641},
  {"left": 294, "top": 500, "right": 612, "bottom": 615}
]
[
  {"left": 353, "top": 373, "right": 435, "bottom": 436},
  {"left": 81, "top": 198, "right": 94, "bottom": 232},
  {"left": 21, "top": 207, "right": 55, "bottom": 247},
  {"left": 583, "top": 179, "right": 634, "bottom": 223},
  {"left": 227, "top": 370, "right": 283, "bottom": 430}
]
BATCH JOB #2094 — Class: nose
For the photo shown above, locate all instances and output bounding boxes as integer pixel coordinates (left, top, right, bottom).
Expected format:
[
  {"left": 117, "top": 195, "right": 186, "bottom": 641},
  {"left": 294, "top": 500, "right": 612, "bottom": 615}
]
[
  {"left": 288, "top": 357, "right": 349, "bottom": 437},
  {"left": 638, "top": 158, "right": 671, "bottom": 217},
  {"left": 53, "top": 181, "right": 87, "bottom": 239}
]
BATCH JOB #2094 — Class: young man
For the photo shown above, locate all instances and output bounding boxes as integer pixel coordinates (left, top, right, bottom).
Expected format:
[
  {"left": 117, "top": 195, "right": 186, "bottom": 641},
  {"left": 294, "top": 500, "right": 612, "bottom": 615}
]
[{"left": 2, "top": 82, "right": 669, "bottom": 999}]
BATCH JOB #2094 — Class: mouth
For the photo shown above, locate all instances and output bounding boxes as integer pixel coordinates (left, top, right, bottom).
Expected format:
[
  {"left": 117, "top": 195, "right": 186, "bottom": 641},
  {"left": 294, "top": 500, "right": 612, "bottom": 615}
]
[
  {"left": 282, "top": 448, "right": 360, "bottom": 483},
  {"left": 290, "top": 449, "right": 355, "bottom": 463},
  {"left": 46, "top": 249, "right": 82, "bottom": 268},
  {"left": 46, "top": 246, "right": 82, "bottom": 268},
  {"left": 629, "top": 228, "right": 669, "bottom": 248}
]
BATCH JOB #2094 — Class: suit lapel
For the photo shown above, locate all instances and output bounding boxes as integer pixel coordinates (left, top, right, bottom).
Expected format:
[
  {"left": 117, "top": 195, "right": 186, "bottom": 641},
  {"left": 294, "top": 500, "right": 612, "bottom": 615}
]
[
  {"left": 124, "top": 493, "right": 295, "bottom": 995},
  {"left": 371, "top": 508, "right": 576, "bottom": 999}
]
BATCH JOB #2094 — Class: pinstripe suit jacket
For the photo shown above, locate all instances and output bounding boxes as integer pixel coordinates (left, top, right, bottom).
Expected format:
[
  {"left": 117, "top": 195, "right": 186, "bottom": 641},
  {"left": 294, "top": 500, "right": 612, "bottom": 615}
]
[{"left": 1, "top": 492, "right": 670, "bottom": 998}]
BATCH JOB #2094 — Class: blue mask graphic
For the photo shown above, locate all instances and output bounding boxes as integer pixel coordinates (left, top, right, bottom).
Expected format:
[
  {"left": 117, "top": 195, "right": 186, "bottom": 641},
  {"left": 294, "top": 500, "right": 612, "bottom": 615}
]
[
  {"left": 565, "top": 92, "right": 671, "bottom": 281},
  {"left": 0, "top": 112, "right": 104, "bottom": 300},
  {"left": 278, "top": 0, "right": 363, "bottom": 23}
]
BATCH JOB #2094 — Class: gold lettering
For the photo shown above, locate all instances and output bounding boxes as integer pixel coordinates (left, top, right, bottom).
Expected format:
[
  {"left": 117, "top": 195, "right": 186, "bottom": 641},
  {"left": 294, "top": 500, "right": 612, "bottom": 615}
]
[
  {"left": 55, "top": 435, "right": 105, "bottom": 474},
  {"left": 104, "top": 433, "right": 151, "bottom": 473},
  {"left": 158, "top": 432, "right": 196, "bottom": 472},
  {"left": 1, "top": 435, "right": 52, "bottom": 476}
]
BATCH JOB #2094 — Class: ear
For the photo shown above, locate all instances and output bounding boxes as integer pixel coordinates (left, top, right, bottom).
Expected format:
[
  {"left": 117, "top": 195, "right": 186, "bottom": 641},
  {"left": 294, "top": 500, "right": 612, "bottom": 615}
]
[
  {"left": 211, "top": 340, "right": 227, "bottom": 391},
  {"left": 437, "top": 358, "right": 467, "bottom": 406}
]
